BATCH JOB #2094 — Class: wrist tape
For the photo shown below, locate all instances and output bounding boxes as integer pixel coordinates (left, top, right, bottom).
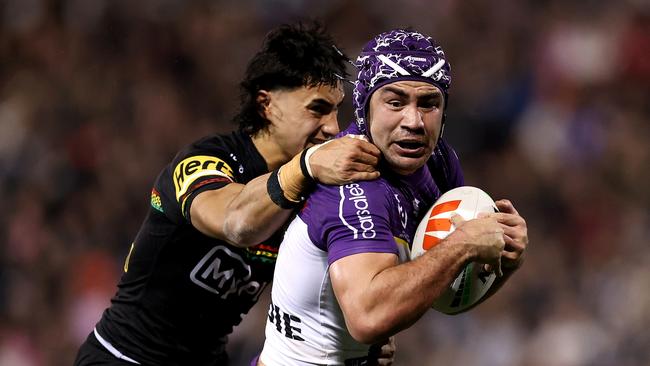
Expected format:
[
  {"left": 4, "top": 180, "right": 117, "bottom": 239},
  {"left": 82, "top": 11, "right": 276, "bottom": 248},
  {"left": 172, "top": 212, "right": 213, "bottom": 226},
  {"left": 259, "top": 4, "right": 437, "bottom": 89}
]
[
  {"left": 278, "top": 152, "right": 308, "bottom": 202},
  {"left": 267, "top": 169, "right": 300, "bottom": 209}
]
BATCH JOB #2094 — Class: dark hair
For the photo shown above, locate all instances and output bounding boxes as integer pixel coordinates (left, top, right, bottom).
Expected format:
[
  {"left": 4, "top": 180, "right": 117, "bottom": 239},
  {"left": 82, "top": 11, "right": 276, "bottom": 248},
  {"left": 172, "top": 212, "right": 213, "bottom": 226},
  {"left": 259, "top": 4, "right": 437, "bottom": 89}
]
[{"left": 234, "top": 21, "right": 349, "bottom": 135}]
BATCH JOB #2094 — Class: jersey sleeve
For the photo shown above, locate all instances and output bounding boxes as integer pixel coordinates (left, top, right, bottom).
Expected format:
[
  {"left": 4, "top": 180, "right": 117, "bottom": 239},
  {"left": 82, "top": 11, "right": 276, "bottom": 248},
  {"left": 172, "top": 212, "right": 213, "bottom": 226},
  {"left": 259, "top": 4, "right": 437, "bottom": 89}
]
[
  {"left": 302, "top": 181, "right": 399, "bottom": 266},
  {"left": 160, "top": 143, "right": 238, "bottom": 222},
  {"left": 427, "top": 137, "right": 465, "bottom": 193}
]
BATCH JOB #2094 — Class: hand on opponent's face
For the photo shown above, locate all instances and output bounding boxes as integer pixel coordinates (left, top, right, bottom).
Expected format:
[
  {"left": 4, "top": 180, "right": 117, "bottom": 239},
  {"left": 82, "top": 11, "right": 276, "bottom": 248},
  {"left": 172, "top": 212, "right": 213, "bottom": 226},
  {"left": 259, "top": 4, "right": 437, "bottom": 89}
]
[{"left": 308, "top": 135, "right": 381, "bottom": 185}]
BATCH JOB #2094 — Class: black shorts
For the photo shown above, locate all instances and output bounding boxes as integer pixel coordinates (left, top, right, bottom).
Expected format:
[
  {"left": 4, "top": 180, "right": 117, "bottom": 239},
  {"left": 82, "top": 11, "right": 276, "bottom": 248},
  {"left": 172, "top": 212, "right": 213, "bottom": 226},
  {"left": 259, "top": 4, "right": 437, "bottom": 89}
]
[
  {"left": 73, "top": 332, "right": 137, "bottom": 366},
  {"left": 74, "top": 331, "right": 231, "bottom": 366}
]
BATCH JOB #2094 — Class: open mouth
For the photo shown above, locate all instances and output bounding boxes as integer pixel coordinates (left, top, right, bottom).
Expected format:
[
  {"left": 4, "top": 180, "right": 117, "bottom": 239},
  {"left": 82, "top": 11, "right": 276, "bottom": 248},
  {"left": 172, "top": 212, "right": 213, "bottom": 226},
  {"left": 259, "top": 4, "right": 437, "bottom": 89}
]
[
  {"left": 394, "top": 140, "right": 427, "bottom": 156},
  {"left": 395, "top": 141, "right": 425, "bottom": 150}
]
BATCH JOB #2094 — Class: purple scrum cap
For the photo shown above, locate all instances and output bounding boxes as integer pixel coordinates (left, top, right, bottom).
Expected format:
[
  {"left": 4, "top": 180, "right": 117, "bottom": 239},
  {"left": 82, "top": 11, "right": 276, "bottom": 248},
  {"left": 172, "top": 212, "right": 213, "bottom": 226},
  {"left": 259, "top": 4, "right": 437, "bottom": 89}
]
[{"left": 353, "top": 29, "right": 452, "bottom": 135}]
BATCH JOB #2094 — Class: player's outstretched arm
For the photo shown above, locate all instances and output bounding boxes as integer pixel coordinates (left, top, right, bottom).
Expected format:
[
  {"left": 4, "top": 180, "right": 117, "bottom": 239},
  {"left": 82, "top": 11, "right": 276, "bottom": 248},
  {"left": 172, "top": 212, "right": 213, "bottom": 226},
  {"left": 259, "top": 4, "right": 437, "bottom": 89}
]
[
  {"left": 190, "top": 137, "right": 380, "bottom": 247},
  {"left": 329, "top": 216, "right": 505, "bottom": 344}
]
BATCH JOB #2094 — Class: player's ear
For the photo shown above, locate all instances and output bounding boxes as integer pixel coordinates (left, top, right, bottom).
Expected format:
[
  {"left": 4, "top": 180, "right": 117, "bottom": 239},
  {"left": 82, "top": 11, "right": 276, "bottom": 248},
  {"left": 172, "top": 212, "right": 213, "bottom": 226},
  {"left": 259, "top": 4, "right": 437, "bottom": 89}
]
[{"left": 256, "top": 90, "right": 272, "bottom": 120}]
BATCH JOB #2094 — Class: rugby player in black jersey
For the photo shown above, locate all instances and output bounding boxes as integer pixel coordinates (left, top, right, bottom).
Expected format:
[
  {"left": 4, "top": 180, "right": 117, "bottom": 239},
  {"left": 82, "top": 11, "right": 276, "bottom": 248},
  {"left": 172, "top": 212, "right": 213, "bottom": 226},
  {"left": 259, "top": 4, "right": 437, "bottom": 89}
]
[{"left": 73, "top": 22, "right": 384, "bottom": 366}]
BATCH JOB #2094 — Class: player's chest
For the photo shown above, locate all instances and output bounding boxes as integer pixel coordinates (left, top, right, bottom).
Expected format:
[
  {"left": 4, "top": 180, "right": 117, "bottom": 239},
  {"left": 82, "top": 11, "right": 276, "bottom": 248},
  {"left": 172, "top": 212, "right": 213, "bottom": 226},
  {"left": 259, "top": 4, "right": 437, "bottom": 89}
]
[{"left": 389, "top": 185, "right": 432, "bottom": 245}]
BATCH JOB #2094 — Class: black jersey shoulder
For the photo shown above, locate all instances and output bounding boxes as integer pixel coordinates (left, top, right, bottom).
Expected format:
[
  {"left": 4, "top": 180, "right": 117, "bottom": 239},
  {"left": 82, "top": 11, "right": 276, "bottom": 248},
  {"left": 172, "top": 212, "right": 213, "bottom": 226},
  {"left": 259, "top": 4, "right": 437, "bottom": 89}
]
[{"left": 152, "top": 131, "right": 268, "bottom": 223}]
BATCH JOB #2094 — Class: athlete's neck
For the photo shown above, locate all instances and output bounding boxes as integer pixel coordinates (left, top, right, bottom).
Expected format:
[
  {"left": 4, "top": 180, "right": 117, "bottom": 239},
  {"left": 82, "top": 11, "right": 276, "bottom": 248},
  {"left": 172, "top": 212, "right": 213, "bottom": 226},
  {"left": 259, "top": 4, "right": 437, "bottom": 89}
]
[{"left": 250, "top": 130, "right": 291, "bottom": 171}]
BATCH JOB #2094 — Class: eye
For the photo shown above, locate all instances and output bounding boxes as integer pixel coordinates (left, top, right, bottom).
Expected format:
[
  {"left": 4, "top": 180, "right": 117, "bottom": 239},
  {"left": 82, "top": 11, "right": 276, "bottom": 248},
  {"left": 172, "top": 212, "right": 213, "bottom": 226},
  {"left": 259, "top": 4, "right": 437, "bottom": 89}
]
[
  {"left": 308, "top": 103, "right": 333, "bottom": 117},
  {"left": 387, "top": 100, "right": 403, "bottom": 108},
  {"left": 419, "top": 102, "right": 436, "bottom": 110},
  {"left": 308, "top": 106, "right": 325, "bottom": 117},
  {"left": 419, "top": 97, "right": 441, "bottom": 110}
]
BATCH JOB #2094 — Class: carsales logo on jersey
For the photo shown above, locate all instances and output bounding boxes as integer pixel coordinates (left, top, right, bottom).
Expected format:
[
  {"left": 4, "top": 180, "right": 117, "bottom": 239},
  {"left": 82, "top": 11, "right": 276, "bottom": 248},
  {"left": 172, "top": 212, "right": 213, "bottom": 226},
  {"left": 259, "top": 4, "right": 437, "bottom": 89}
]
[{"left": 344, "top": 183, "right": 376, "bottom": 239}]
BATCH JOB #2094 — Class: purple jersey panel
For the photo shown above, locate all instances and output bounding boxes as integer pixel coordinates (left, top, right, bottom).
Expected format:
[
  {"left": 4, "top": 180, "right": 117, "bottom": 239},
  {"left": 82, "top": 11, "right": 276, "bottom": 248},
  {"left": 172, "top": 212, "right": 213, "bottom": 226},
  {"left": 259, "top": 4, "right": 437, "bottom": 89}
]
[
  {"left": 427, "top": 137, "right": 465, "bottom": 194},
  {"left": 302, "top": 179, "right": 400, "bottom": 265},
  {"left": 300, "top": 169, "right": 439, "bottom": 265}
]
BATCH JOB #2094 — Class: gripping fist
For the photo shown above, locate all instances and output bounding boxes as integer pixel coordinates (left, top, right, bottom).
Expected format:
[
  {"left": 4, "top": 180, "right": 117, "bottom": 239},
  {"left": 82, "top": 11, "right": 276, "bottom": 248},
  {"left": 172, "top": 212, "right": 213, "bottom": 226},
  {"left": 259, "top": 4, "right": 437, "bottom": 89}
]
[
  {"left": 491, "top": 199, "right": 528, "bottom": 272},
  {"left": 449, "top": 214, "right": 505, "bottom": 276},
  {"left": 308, "top": 135, "right": 381, "bottom": 185}
]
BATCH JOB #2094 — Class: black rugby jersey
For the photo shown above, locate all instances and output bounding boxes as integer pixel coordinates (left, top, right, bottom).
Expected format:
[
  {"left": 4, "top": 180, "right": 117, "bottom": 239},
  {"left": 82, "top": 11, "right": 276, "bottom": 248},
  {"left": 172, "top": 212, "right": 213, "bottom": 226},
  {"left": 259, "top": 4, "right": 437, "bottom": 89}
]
[{"left": 96, "top": 130, "right": 279, "bottom": 365}]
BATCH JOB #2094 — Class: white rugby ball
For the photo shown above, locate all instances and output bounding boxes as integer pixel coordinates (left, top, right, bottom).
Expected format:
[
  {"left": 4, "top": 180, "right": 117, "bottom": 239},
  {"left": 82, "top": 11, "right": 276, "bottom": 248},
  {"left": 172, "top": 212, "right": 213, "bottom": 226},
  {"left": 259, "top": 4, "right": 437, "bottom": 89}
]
[{"left": 410, "top": 186, "right": 498, "bottom": 314}]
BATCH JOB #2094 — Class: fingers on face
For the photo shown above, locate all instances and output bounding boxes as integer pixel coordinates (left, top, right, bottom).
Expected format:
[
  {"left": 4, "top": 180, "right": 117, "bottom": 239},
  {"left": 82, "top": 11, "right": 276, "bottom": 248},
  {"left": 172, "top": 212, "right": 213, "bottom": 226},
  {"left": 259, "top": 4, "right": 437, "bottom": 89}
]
[
  {"left": 342, "top": 139, "right": 380, "bottom": 165},
  {"left": 353, "top": 138, "right": 381, "bottom": 156},
  {"left": 344, "top": 171, "right": 381, "bottom": 184},
  {"left": 353, "top": 150, "right": 380, "bottom": 166},
  {"left": 343, "top": 135, "right": 377, "bottom": 151}
]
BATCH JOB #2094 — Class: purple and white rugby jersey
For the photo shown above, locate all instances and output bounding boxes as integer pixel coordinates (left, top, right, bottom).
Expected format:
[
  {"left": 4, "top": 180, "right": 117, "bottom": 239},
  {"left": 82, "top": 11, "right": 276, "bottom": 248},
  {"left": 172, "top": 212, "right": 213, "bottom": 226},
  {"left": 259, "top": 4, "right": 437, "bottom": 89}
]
[
  {"left": 260, "top": 124, "right": 463, "bottom": 365},
  {"left": 301, "top": 154, "right": 438, "bottom": 265}
]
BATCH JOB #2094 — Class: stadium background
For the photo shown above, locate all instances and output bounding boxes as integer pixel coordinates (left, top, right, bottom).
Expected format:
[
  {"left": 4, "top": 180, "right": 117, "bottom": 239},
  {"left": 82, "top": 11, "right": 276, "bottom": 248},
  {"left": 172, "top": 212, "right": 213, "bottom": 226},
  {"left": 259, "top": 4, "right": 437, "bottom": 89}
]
[{"left": 0, "top": 0, "right": 648, "bottom": 365}]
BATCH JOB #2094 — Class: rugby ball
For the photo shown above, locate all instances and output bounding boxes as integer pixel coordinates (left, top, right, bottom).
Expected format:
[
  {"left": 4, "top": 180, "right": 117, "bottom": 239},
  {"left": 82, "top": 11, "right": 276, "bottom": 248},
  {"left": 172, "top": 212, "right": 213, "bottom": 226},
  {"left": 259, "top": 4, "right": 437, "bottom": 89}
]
[{"left": 410, "top": 186, "right": 498, "bottom": 314}]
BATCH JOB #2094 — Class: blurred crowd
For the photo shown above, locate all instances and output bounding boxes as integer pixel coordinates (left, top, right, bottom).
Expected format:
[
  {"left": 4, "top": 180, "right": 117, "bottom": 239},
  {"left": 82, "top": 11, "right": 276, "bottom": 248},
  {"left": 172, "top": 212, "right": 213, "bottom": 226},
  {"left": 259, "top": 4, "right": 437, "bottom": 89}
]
[{"left": 0, "top": 0, "right": 648, "bottom": 365}]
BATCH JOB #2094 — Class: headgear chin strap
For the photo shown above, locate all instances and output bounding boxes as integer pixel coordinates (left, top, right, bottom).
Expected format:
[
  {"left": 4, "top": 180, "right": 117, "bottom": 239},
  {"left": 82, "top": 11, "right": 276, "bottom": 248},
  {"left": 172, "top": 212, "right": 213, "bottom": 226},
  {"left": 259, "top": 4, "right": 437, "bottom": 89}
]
[{"left": 352, "top": 29, "right": 452, "bottom": 136}]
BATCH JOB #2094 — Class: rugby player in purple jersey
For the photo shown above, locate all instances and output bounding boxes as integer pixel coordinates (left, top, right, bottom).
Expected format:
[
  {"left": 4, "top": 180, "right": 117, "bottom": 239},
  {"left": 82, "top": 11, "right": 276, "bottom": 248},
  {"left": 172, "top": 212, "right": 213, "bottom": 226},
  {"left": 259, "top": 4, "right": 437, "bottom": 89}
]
[{"left": 259, "top": 29, "right": 528, "bottom": 366}]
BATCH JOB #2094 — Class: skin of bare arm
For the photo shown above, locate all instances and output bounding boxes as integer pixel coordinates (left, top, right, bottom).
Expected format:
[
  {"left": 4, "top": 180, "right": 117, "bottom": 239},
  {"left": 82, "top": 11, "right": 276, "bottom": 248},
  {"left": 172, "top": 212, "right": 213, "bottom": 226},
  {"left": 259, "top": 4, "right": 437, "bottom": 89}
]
[
  {"left": 329, "top": 216, "right": 505, "bottom": 344},
  {"left": 190, "top": 136, "right": 381, "bottom": 247}
]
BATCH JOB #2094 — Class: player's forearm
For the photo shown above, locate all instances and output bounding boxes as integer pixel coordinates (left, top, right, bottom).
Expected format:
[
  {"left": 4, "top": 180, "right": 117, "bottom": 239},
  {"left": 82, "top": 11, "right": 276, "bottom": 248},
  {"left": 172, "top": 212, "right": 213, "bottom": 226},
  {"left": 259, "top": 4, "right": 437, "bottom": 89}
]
[
  {"left": 346, "top": 242, "right": 474, "bottom": 344},
  {"left": 191, "top": 177, "right": 291, "bottom": 247},
  {"left": 224, "top": 138, "right": 382, "bottom": 245},
  {"left": 192, "top": 151, "right": 312, "bottom": 247},
  {"left": 221, "top": 172, "right": 295, "bottom": 247},
  {"left": 194, "top": 138, "right": 381, "bottom": 246},
  {"left": 222, "top": 151, "right": 312, "bottom": 246}
]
